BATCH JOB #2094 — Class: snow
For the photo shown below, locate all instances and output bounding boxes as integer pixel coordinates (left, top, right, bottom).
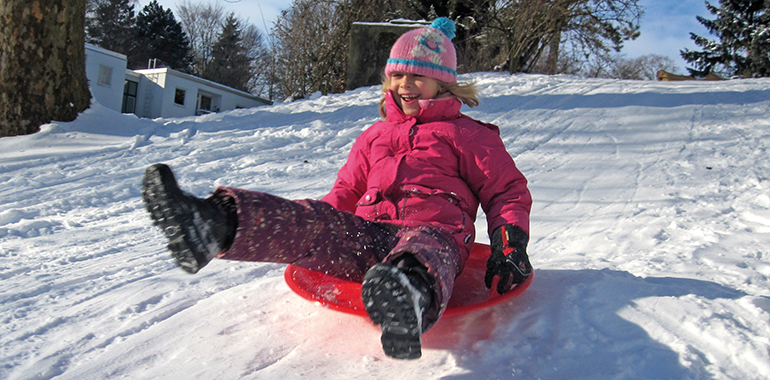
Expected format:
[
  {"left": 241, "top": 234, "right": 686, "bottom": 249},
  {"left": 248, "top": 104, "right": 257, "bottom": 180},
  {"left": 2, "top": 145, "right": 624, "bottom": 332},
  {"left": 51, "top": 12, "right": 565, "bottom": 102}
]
[{"left": 2, "top": 72, "right": 770, "bottom": 379}]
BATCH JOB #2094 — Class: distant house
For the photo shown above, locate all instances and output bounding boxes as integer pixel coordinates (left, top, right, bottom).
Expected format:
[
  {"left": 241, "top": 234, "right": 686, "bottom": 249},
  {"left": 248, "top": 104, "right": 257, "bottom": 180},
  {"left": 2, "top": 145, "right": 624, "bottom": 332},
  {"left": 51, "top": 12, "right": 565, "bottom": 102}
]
[
  {"left": 85, "top": 44, "right": 128, "bottom": 113},
  {"left": 126, "top": 68, "right": 271, "bottom": 118},
  {"left": 656, "top": 70, "right": 726, "bottom": 81},
  {"left": 84, "top": 44, "right": 271, "bottom": 118}
]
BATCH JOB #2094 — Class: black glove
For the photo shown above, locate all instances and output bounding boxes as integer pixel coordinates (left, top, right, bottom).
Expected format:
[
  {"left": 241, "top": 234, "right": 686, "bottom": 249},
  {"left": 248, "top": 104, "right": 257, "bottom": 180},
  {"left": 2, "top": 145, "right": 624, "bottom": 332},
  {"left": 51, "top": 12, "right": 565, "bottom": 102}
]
[{"left": 485, "top": 224, "right": 532, "bottom": 294}]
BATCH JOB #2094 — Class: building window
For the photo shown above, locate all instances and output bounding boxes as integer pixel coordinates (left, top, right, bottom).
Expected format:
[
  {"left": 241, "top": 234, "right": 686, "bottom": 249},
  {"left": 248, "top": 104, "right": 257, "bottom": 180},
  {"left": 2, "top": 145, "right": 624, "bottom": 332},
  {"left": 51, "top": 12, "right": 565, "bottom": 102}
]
[
  {"left": 174, "top": 88, "right": 186, "bottom": 105},
  {"left": 97, "top": 64, "right": 112, "bottom": 87},
  {"left": 122, "top": 80, "right": 138, "bottom": 113}
]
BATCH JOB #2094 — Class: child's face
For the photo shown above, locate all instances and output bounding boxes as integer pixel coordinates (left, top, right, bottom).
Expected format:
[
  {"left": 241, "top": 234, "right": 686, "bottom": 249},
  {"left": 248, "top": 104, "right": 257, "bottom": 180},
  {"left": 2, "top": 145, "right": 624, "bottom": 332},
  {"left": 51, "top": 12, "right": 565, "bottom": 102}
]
[{"left": 389, "top": 72, "right": 441, "bottom": 116}]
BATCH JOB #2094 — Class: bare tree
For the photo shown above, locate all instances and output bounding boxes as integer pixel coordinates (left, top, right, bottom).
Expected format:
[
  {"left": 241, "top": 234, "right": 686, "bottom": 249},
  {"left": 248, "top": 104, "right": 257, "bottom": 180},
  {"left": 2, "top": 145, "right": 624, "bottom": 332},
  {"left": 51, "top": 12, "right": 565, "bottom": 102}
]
[
  {"left": 476, "top": 0, "right": 642, "bottom": 74},
  {"left": 268, "top": 0, "right": 428, "bottom": 100},
  {"left": 177, "top": 0, "right": 225, "bottom": 77},
  {"left": 241, "top": 23, "right": 271, "bottom": 97},
  {"left": 528, "top": 43, "right": 584, "bottom": 75},
  {"left": 610, "top": 54, "right": 679, "bottom": 80},
  {"left": 254, "top": 19, "right": 281, "bottom": 101},
  {"left": 0, "top": 0, "right": 91, "bottom": 137},
  {"left": 564, "top": 53, "right": 679, "bottom": 80},
  {"left": 557, "top": 0, "right": 643, "bottom": 72},
  {"left": 271, "top": 0, "right": 349, "bottom": 100},
  {"left": 482, "top": 0, "right": 559, "bottom": 73},
  {"left": 177, "top": 1, "right": 269, "bottom": 96}
]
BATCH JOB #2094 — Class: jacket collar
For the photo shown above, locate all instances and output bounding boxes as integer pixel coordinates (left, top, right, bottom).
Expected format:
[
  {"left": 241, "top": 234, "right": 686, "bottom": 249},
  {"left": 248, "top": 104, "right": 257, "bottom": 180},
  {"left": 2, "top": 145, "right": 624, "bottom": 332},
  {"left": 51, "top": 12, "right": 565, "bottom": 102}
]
[{"left": 384, "top": 90, "right": 462, "bottom": 124}]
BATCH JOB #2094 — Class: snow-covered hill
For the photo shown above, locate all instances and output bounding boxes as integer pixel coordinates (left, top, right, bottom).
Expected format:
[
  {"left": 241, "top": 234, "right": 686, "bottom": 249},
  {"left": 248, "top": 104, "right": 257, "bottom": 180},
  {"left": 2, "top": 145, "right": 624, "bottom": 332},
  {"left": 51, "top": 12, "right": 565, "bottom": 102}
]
[{"left": 1, "top": 73, "right": 769, "bottom": 379}]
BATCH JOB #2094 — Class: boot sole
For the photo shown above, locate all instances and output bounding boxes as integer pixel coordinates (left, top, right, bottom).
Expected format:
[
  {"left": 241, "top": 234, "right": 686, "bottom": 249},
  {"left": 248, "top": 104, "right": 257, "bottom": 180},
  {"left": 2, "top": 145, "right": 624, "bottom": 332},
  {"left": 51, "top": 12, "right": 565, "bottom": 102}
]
[
  {"left": 142, "top": 164, "right": 209, "bottom": 274},
  {"left": 362, "top": 264, "right": 423, "bottom": 359}
]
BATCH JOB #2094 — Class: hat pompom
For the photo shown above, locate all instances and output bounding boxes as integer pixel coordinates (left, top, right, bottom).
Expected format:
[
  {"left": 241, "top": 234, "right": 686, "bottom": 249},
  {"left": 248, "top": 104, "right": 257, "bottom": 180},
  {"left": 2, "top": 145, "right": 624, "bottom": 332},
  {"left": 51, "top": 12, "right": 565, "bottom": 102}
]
[{"left": 430, "top": 17, "right": 456, "bottom": 39}]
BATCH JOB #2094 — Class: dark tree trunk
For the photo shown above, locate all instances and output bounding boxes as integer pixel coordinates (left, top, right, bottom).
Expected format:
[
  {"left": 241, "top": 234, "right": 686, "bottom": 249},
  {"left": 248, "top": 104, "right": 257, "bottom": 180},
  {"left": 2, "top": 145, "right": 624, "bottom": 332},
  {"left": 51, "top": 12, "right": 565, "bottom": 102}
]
[
  {"left": 0, "top": 0, "right": 91, "bottom": 137},
  {"left": 546, "top": 29, "right": 561, "bottom": 75}
]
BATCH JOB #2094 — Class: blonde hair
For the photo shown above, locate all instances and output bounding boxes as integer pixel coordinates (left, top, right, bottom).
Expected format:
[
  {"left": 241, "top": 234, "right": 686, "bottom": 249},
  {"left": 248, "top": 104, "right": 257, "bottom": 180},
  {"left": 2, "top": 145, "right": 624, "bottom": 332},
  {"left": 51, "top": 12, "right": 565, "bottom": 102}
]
[{"left": 379, "top": 77, "right": 480, "bottom": 119}]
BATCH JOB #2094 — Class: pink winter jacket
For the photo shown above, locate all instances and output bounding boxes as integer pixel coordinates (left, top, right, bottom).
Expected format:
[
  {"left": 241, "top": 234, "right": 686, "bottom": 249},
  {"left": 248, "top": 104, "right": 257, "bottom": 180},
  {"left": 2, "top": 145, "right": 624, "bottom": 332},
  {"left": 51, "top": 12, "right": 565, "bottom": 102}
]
[{"left": 321, "top": 91, "right": 531, "bottom": 257}]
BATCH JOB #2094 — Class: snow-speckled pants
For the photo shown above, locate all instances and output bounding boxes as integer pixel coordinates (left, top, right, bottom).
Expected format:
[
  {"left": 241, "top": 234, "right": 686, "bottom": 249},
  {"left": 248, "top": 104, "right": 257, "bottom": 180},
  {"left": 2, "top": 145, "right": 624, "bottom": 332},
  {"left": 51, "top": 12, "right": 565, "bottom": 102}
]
[{"left": 213, "top": 187, "right": 462, "bottom": 329}]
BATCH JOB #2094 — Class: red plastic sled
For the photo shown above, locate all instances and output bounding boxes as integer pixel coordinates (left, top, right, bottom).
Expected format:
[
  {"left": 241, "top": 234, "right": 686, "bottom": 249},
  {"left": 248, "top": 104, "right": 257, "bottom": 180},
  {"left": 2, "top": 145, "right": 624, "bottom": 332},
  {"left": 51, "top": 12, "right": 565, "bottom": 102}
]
[{"left": 284, "top": 243, "right": 533, "bottom": 318}]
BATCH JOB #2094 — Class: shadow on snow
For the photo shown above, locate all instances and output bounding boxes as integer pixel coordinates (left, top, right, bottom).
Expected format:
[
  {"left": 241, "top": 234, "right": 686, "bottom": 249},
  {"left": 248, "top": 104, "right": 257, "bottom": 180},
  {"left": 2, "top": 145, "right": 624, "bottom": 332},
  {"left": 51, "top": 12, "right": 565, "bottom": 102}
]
[{"left": 431, "top": 269, "right": 745, "bottom": 380}]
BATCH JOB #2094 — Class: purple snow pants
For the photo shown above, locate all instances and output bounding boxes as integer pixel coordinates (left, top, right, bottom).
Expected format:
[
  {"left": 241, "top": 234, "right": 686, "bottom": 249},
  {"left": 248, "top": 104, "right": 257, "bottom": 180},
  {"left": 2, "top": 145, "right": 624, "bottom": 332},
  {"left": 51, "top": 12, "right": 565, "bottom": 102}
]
[{"left": 214, "top": 187, "right": 463, "bottom": 329}]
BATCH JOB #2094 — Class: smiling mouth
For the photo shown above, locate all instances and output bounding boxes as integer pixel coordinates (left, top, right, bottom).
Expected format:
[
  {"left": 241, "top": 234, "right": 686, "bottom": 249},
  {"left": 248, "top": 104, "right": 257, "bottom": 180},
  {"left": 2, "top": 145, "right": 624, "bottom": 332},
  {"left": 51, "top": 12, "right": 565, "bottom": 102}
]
[{"left": 400, "top": 94, "right": 420, "bottom": 103}]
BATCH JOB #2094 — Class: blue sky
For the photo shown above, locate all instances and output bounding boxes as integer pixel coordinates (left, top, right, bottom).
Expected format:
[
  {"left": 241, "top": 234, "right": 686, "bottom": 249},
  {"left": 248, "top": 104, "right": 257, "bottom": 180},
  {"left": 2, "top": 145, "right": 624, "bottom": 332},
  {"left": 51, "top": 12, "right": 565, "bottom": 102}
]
[
  {"left": 623, "top": 1, "right": 712, "bottom": 72},
  {"left": 141, "top": 0, "right": 715, "bottom": 73}
]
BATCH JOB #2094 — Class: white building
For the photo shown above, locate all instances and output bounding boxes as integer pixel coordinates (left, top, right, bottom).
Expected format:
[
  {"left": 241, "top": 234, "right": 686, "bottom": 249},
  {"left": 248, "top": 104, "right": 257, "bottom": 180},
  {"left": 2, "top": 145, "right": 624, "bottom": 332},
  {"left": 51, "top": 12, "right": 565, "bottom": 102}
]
[
  {"left": 126, "top": 68, "right": 271, "bottom": 118},
  {"left": 84, "top": 44, "right": 271, "bottom": 118},
  {"left": 85, "top": 44, "right": 127, "bottom": 113}
]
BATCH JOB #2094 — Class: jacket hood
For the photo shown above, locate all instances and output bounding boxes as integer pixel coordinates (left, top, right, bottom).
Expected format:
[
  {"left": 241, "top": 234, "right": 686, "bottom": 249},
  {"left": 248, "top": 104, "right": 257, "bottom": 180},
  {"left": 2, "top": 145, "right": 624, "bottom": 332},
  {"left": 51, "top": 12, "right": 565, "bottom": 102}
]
[{"left": 384, "top": 90, "right": 462, "bottom": 124}]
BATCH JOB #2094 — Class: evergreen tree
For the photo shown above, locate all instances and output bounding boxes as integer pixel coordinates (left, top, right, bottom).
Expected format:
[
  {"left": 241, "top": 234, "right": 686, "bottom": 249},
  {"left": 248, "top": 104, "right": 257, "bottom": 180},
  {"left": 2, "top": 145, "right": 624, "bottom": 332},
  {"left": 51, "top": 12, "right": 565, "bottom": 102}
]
[
  {"left": 681, "top": 0, "right": 770, "bottom": 78},
  {"left": 205, "top": 13, "right": 253, "bottom": 92},
  {"left": 85, "top": 0, "right": 136, "bottom": 55},
  {"left": 131, "top": 0, "right": 192, "bottom": 70}
]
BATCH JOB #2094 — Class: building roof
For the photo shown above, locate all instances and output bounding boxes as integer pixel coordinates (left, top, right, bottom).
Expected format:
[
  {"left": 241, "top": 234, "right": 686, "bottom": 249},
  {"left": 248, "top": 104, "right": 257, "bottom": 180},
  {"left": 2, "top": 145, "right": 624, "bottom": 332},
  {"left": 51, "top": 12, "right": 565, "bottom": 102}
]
[{"left": 85, "top": 43, "right": 127, "bottom": 61}]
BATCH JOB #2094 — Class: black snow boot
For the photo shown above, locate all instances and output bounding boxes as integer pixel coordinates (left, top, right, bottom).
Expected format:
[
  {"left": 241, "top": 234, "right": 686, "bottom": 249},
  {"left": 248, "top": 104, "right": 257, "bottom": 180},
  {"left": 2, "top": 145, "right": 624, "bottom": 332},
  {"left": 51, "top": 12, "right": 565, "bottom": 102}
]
[
  {"left": 142, "top": 163, "right": 236, "bottom": 274},
  {"left": 361, "top": 255, "right": 434, "bottom": 359}
]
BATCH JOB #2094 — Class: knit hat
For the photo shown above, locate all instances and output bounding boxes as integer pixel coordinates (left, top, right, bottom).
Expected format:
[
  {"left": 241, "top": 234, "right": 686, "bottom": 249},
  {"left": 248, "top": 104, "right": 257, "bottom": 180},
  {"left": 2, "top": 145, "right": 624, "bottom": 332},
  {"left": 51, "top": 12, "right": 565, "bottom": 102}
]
[{"left": 384, "top": 17, "right": 457, "bottom": 83}]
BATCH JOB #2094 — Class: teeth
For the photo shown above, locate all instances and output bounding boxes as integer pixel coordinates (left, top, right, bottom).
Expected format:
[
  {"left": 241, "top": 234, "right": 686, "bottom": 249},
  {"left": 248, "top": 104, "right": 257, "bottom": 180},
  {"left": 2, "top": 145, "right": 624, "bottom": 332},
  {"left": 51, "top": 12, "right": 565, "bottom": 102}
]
[{"left": 401, "top": 94, "right": 419, "bottom": 101}]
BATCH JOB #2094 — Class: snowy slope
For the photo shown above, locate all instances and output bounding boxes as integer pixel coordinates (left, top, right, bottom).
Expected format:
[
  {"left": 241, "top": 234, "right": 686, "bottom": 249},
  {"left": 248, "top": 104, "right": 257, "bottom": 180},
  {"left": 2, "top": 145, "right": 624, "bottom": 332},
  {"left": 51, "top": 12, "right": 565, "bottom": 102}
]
[{"left": 1, "top": 73, "right": 769, "bottom": 380}]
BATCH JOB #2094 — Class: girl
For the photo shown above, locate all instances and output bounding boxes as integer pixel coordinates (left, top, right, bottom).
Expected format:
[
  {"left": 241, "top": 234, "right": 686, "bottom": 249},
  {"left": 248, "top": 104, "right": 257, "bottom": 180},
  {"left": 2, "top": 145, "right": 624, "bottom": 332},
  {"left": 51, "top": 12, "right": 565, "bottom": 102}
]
[{"left": 142, "top": 17, "right": 532, "bottom": 360}]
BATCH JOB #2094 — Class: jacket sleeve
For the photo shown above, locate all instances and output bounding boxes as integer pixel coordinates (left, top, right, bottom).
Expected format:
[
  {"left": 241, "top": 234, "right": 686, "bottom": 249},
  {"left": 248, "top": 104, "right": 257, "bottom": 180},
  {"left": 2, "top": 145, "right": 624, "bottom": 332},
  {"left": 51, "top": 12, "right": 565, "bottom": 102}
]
[
  {"left": 320, "top": 129, "right": 371, "bottom": 213},
  {"left": 457, "top": 119, "right": 532, "bottom": 236}
]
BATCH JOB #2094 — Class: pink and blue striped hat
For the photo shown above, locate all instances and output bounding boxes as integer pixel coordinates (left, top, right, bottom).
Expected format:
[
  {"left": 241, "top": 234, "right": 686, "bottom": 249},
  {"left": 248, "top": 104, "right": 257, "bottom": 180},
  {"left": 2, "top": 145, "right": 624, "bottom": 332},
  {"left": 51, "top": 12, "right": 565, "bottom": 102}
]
[{"left": 384, "top": 17, "right": 457, "bottom": 83}]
